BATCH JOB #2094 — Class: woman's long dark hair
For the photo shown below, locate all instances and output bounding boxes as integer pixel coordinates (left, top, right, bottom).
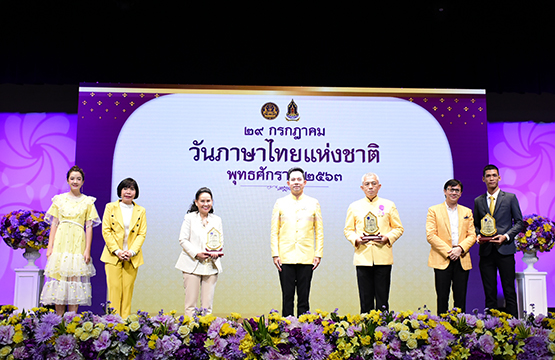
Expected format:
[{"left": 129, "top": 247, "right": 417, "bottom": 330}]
[{"left": 187, "top": 187, "right": 214, "bottom": 213}]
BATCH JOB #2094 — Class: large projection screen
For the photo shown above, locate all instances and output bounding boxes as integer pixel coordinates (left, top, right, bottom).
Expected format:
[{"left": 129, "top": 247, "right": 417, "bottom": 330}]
[{"left": 77, "top": 85, "right": 488, "bottom": 316}]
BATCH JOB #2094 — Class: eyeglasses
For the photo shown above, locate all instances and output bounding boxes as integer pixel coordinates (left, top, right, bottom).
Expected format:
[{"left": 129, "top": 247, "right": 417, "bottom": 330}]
[{"left": 446, "top": 188, "right": 461, "bottom": 194}]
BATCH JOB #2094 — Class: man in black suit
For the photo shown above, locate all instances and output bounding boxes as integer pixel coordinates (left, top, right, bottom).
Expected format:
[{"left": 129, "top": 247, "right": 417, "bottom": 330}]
[{"left": 473, "top": 164, "right": 526, "bottom": 317}]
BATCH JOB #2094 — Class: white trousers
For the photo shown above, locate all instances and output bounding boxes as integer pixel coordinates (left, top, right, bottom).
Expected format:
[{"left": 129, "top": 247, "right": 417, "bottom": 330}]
[{"left": 182, "top": 272, "right": 218, "bottom": 317}]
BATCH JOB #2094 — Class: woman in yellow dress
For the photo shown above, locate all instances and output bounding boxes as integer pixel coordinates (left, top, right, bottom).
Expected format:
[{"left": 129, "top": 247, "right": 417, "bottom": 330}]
[{"left": 40, "top": 165, "right": 101, "bottom": 315}]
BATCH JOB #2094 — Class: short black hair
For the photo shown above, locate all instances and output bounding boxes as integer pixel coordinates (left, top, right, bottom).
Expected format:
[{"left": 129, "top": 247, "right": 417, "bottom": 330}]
[
  {"left": 117, "top": 178, "right": 139, "bottom": 199},
  {"left": 287, "top": 167, "right": 305, "bottom": 180},
  {"left": 483, "top": 164, "right": 499, "bottom": 177},
  {"left": 443, "top": 179, "right": 463, "bottom": 192}
]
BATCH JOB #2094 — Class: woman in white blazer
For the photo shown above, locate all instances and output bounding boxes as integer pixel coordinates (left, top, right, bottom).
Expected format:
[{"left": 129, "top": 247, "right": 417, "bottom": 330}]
[{"left": 175, "top": 187, "right": 223, "bottom": 316}]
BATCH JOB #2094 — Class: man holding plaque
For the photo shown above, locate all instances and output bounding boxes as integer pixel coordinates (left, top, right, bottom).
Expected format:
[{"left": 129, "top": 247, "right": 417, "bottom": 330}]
[
  {"left": 344, "top": 173, "right": 404, "bottom": 313},
  {"left": 473, "top": 164, "right": 525, "bottom": 317},
  {"left": 271, "top": 167, "right": 324, "bottom": 317},
  {"left": 426, "top": 179, "right": 476, "bottom": 315}
]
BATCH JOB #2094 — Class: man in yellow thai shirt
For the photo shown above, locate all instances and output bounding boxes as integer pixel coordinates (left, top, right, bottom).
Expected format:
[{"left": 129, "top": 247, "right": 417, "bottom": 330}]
[
  {"left": 344, "top": 172, "right": 404, "bottom": 313},
  {"left": 271, "top": 167, "right": 324, "bottom": 317}
]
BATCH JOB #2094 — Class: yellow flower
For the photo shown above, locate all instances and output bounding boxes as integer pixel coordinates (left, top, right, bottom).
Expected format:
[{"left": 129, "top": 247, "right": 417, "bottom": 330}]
[
  {"left": 351, "top": 314, "right": 362, "bottom": 323},
  {"left": 95, "top": 323, "right": 106, "bottom": 331},
  {"left": 128, "top": 314, "right": 139, "bottom": 323},
  {"left": 13, "top": 331, "right": 24, "bottom": 344},
  {"left": 410, "top": 319, "right": 420, "bottom": 329},
  {"left": 268, "top": 323, "right": 278, "bottom": 332},
  {"left": 219, "top": 323, "right": 237, "bottom": 336},
  {"left": 148, "top": 340, "right": 156, "bottom": 350},
  {"left": 0, "top": 346, "right": 11, "bottom": 357},
  {"left": 360, "top": 335, "right": 372, "bottom": 346},
  {"left": 229, "top": 312, "right": 242, "bottom": 321},
  {"left": 315, "top": 309, "right": 329, "bottom": 318},
  {"left": 80, "top": 332, "right": 92, "bottom": 341},
  {"left": 339, "top": 320, "right": 350, "bottom": 329},
  {"left": 239, "top": 333, "right": 254, "bottom": 353},
  {"left": 82, "top": 321, "right": 94, "bottom": 332},
  {"left": 375, "top": 331, "right": 383, "bottom": 340},
  {"left": 73, "top": 316, "right": 82, "bottom": 323},
  {"left": 128, "top": 321, "right": 140, "bottom": 332},
  {"left": 268, "top": 312, "right": 283, "bottom": 321},
  {"left": 544, "top": 223, "right": 552, "bottom": 232},
  {"left": 178, "top": 325, "right": 191, "bottom": 337},
  {"left": 398, "top": 330, "right": 411, "bottom": 342},
  {"left": 91, "top": 328, "right": 101, "bottom": 339},
  {"left": 74, "top": 328, "right": 83, "bottom": 338},
  {"left": 548, "top": 342, "right": 555, "bottom": 354},
  {"left": 66, "top": 323, "right": 77, "bottom": 334},
  {"left": 414, "top": 329, "right": 428, "bottom": 340},
  {"left": 199, "top": 314, "right": 217, "bottom": 327},
  {"left": 503, "top": 343, "right": 515, "bottom": 356},
  {"left": 417, "top": 314, "right": 428, "bottom": 321},
  {"left": 298, "top": 313, "right": 318, "bottom": 323},
  {"left": 407, "top": 338, "right": 418, "bottom": 349},
  {"left": 114, "top": 323, "right": 128, "bottom": 332}
]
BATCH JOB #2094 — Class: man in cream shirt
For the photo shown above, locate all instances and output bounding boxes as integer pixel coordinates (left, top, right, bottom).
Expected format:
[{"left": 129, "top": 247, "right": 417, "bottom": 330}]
[
  {"left": 271, "top": 167, "right": 324, "bottom": 317},
  {"left": 344, "top": 172, "right": 404, "bottom": 313}
]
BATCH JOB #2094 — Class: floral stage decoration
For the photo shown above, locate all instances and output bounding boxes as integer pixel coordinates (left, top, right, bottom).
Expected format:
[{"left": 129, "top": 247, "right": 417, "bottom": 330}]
[
  {"left": 0, "top": 210, "right": 50, "bottom": 251},
  {"left": 1, "top": 305, "right": 555, "bottom": 360},
  {"left": 515, "top": 214, "right": 555, "bottom": 253}
]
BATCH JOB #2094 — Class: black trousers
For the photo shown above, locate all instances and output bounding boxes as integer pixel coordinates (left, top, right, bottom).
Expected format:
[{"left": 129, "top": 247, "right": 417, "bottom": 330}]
[
  {"left": 479, "top": 248, "right": 517, "bottom": 317},
  {"left": 279, "top": 264, "right": 313, "bottom": 317},
  {"left": 356, "top": 265, "right": 391, "bottom": 313},
  {"left": 434, "top": 259, "right": 470, "bottom": 315}
]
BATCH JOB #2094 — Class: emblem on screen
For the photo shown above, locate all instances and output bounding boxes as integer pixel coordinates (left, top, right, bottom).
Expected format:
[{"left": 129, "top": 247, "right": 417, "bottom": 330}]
[
  {"left": 261, "top": 102, "right": 279, "bottom": 120},
  {"left": 285, "top": 99, "right": 300, "bottom": 121}
]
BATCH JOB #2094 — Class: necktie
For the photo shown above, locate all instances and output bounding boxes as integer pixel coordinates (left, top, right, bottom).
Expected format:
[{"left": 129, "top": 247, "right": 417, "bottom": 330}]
[{"left": 489, "top": 196, "right": 495, "bottom": 215}]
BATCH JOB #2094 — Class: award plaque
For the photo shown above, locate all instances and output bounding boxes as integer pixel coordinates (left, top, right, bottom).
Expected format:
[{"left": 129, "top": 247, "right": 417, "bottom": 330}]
[
  {"left": 480, "top": 213, "right": 497, "bottom": 242},
  {"left": 361, "top": 211, "right": 382, "bottom": 242},
  {"left": 206, "top": 227, "right": 224, "bottom": 256}
]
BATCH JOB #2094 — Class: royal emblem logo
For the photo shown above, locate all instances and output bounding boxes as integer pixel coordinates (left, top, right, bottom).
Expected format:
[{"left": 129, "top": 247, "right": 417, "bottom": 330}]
[
  {"left": 261, "top": 102, "right": 279, "bottom": 120},
  {"left": 285, "top": 99, "right": 300, "bottom": 121}
]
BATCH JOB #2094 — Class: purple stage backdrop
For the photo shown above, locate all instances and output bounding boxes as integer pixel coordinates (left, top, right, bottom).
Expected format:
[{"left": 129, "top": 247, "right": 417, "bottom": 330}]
[
  {"left": 0, "top": 86, "right": 553, "bottom": 314},
  {"left": 0, "top": 113, "right": 77, "bottom": 306},
  {"left": 488, "top": 122, "right": 555, "bottom": 279}
]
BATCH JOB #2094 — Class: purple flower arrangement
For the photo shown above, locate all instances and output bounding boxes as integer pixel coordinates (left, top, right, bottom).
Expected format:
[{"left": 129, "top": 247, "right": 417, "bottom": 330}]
[
  {"left": 1, "top": 305, "right": 555, "bottom": 359},
  {"left": 515, "top": 214, "right": 555, "bottom": 252},
  {"left": 0, "top": 209, "right": 50, "bottom": 250}
]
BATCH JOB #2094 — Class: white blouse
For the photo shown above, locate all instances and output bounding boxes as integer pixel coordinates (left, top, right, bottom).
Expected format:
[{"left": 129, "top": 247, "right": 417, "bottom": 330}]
[{"left": 119, "top": 201, "right": 134, "bottom": 252}]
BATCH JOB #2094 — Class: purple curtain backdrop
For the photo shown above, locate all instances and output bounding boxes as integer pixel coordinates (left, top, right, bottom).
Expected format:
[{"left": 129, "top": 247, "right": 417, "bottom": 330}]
[
  {"left": 0, "top": 113, "right": 77, "bottom": 306},
  {"left": 1, "top": 113, "right": 554, "bottom": 311}
]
